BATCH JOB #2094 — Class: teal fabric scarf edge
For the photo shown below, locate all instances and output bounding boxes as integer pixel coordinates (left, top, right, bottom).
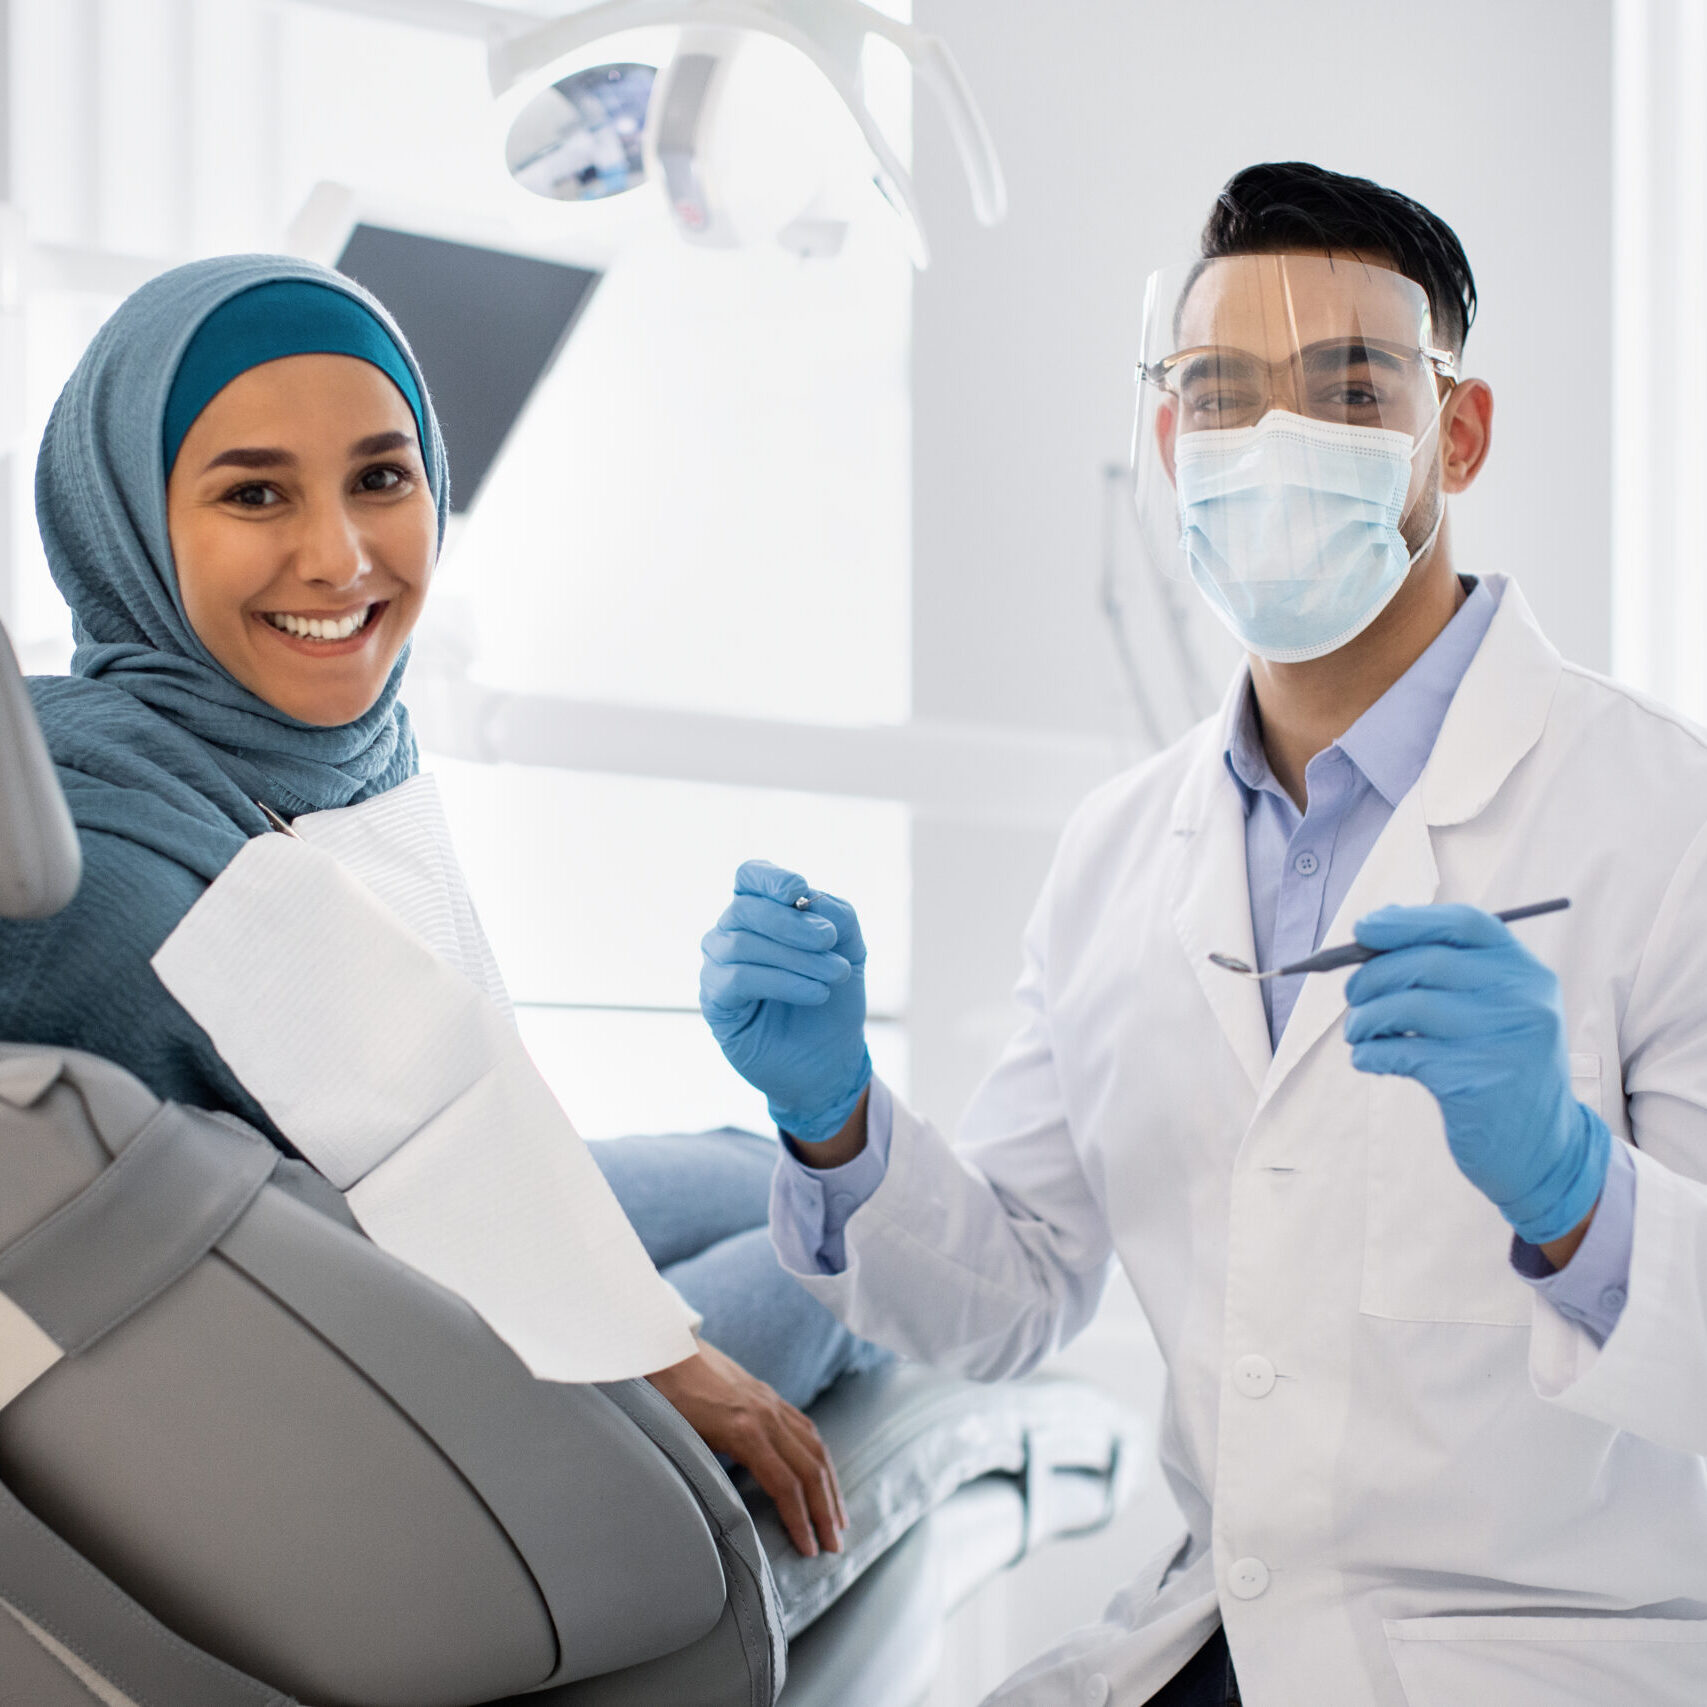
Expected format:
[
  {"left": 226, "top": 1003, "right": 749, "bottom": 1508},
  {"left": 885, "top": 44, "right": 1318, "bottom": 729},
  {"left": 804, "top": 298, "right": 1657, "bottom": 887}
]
[{"left": 163, "top": 279, "right": 427, "bottom": 479}]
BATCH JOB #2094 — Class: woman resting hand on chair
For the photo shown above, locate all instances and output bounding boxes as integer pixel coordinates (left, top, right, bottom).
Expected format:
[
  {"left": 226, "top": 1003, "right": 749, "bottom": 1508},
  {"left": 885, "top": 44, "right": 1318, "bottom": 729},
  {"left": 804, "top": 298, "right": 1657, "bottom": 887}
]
[{"left": 0, "top": 256, "right": 886, "bottom": 1558}]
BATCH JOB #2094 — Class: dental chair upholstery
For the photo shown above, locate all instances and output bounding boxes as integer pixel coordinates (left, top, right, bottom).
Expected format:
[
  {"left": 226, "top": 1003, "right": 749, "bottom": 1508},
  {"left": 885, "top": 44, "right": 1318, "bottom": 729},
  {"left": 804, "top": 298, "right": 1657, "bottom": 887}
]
[{"left": 0, "top": 620, "right": 1142, "bottom": 1707}]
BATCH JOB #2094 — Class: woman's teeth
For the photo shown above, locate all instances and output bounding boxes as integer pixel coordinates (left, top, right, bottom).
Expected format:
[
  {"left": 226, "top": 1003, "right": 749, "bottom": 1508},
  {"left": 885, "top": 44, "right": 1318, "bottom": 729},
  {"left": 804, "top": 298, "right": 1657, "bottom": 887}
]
[{"left": 263, "top": 606, "right": 374, "bottom": 641}]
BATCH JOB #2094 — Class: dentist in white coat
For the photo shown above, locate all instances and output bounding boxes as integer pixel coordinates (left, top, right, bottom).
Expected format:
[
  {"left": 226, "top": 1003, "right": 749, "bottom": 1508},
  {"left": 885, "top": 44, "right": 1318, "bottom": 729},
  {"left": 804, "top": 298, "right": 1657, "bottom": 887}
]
[{"left": 700, "top": 162, "right": 1707, "bottom": 1705}]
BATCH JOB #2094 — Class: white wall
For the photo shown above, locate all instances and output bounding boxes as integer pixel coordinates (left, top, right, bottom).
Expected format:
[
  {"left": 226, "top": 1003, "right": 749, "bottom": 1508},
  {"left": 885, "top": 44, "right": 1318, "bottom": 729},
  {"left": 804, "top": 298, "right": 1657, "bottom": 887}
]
[
  {"left": 1612, "top": 0, "right": 1707, "bottom": 717},
  {"left": 905, "top": 4, "right": 1615, "bottom": 1697},
  {"left": 912, "top": 0, "right": 1614, "bottom": 744}
]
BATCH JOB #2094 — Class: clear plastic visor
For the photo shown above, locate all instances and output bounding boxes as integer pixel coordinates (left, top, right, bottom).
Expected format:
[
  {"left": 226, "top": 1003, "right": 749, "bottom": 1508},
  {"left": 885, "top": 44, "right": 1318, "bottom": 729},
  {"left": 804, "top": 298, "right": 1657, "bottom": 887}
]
[{"left": 1131, "top": 252, "right": 1457, "bottom": 580}]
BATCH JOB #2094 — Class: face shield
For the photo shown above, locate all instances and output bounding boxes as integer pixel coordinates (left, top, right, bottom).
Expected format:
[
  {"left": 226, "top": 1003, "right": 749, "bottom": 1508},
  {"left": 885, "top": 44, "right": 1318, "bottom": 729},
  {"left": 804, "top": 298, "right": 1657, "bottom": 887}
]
[{"left": 1131, "top": 253, "right": 1458, "bottom": 663}]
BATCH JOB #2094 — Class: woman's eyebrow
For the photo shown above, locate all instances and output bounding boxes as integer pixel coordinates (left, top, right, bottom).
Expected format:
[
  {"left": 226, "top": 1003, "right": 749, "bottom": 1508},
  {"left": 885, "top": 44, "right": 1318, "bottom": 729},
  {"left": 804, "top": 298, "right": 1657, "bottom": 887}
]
[
  {"left": 202, "top": 446, "right": 294, "bottom": 473},
  {"left": 350, "top": 431, "right": 413, "bottom": 457}
]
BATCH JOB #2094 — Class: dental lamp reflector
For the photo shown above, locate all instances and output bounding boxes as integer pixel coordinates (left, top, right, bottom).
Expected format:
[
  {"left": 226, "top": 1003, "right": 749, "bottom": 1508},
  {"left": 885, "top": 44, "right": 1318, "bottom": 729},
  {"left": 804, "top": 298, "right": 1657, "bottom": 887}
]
[
  {"left": 492, "top": 0, "right": 1006, "bottom": 268},
  {"left": 505, "top": 62, "right": 656, "bottom": 203}
]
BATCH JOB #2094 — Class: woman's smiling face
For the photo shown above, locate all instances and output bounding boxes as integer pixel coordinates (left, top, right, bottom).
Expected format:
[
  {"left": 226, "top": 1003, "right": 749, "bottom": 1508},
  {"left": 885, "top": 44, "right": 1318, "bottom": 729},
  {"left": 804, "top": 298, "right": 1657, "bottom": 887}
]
[{"left": 166, "top": 351, "right": 437, "bottom": 727}]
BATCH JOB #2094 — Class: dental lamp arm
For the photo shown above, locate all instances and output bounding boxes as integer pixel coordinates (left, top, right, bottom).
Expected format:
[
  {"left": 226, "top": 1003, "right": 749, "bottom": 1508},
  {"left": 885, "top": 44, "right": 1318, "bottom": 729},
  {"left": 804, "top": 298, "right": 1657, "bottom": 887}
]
[{"left": 489, "top": 0, "right": 1007, "bottom": 270}]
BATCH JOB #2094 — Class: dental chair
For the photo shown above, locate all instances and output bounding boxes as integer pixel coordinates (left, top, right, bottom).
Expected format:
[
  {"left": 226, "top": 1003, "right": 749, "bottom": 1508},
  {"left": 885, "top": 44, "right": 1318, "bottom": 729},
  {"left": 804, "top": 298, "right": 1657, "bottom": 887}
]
[{"left": 0, "top": 620, "right": 1142, "bottom": 1707}]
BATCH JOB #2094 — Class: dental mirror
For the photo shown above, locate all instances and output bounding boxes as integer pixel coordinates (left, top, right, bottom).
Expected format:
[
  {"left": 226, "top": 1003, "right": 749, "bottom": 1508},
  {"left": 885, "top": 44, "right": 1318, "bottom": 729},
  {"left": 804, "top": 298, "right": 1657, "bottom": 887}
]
[{"left": 1207, "top": 952, "right": 1261, "bottom": 977}]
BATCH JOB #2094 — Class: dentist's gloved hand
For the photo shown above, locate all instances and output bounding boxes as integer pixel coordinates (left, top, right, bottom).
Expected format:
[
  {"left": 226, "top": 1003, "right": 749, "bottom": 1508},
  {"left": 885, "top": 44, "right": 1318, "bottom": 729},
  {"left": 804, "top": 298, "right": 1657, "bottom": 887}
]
[
  {"left": 1343, "top": 904, "right": 1611, "bottom": 1247},
  {"left": 700, "top": 860, "right": 872, "bottom": 1145}
]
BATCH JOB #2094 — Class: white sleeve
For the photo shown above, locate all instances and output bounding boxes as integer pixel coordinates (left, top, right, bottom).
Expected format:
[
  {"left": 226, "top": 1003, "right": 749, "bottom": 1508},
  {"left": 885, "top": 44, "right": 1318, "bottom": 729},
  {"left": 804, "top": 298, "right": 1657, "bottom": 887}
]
[
  {"left": 768, "top": 862, "right": 1114, "bottom": 1380},
  {"left": 1529, "top": 819, "right": 1707, "bottom": 1453},
  {"left": 1529, "top": 1149, "right": 1707, "bottom": 1455}
]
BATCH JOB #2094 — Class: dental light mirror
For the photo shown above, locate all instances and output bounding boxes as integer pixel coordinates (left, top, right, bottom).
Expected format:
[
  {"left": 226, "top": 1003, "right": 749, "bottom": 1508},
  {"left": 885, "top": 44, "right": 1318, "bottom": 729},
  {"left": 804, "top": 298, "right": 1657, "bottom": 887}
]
[
  {"left": 505, "top": 63, "right": 657, "bottom": 203},
  {"left": 489, "top": 0, "right": 1007, "bottom": 270}
]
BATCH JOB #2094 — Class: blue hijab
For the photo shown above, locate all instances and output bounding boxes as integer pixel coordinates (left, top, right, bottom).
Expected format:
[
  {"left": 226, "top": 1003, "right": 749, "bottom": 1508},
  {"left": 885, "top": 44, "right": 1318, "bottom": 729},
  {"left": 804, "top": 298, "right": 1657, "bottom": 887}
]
[{"left": 2, "top": 253, "right": 449, "bottom": 1136}]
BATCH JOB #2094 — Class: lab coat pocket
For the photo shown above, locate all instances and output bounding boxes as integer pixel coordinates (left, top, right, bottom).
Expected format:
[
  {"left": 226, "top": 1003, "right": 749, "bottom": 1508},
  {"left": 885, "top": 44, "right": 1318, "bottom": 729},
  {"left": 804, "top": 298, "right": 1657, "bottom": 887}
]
[
  {"left": 1359, "top": 1076, "right": 1532, "bottom": 1326},
  {"left": 1385, "top": 1613, "right": 1707, "bottom": 1707}
]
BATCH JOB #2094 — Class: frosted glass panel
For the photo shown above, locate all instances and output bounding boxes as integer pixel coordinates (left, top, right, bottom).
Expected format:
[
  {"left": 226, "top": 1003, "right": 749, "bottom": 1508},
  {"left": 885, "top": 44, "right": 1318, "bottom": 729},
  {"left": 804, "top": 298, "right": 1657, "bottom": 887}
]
[
  {"left": 10, "top": 294, "right": 114, "bottom": 673},
  {"left": 441, "top": 220, "right": 911, "bottom": 725},
  {"left": 518, "top": 1007, "right": 908, "bottom": 1141},
  {"left": 276, "top": 10, "right": 508, "bottom": 219},
  {"left": 425, "top": 755, "right": 911, "bottom": 1016}
]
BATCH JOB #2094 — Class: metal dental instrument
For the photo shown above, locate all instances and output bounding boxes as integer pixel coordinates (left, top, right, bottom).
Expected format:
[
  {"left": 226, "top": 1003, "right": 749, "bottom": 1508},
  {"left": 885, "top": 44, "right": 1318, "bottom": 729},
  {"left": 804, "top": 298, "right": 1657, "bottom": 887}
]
[
  {"left": 1208, "top": 897, "right": 1571, "bottom": 982},
  {"left": 257, "top": 802, "right": 302, "bottom": 838}
]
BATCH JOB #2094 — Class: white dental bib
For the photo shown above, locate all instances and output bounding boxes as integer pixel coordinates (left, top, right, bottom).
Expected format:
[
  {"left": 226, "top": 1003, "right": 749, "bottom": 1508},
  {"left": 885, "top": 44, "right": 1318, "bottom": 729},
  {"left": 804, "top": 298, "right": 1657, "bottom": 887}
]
[{"left": 152, "top": 774, "right": 698, "bottom": 1383}]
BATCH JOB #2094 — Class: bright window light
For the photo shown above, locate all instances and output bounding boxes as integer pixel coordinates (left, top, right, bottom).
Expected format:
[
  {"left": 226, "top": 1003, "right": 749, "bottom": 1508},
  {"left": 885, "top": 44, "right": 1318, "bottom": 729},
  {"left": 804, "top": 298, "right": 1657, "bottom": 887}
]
[
  {"left": 427, "top": 756, "right": 910, "bottom": 1136},
  {"left": 426, "top": 756, "right": 910, "bottom": 1013},
  {"left": 441, "top": 216, "right": 910, "bottom": 724},
  {"left": 518, "top": 1007, "right": 909, "bottom": 1140}
]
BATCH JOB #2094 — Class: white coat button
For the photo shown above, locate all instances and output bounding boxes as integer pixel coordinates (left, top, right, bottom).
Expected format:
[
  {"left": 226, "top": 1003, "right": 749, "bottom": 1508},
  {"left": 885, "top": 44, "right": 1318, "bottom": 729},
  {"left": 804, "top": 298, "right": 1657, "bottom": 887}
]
[
  {"left": 1293, "top": 849, "right": 1320, "bottom": 876},
  {"left": 1082, "top": 1677, "right": 1110, "bottom": 1707},
  {"left": 1233, "top": 1353, "right": 1276, "bottom": 1398},
  {"left": 1228, "top": 1557, "right": 1270, "bottom": 1599}
]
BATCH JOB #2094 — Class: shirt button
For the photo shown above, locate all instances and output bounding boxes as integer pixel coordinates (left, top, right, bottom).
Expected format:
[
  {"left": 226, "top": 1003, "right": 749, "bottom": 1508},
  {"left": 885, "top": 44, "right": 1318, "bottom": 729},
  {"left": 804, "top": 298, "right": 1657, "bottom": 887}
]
[
  {"left": 1233, "top": 1353, "right": 1276, "bottom": 1398},
  {"left": 1227, "top": 1557, "right": 1270, "bottom": 1600},
  {"left": 1293, "top": 850, "right": 1320, "bottom": 876},
  {"left": 1600, "top": 1285, "right": 1627, "bottom": 1313},
  {"left": 1082, "top": 1677, "right": 1110, "bottom": 1707}
]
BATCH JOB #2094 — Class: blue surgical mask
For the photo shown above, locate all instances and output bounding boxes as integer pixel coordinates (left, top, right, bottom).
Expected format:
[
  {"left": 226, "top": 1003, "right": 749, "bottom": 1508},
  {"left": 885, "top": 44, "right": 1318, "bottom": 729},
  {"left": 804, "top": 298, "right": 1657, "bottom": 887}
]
[{"left": 1173, "top": 410, "right": 1438, "bottom": 663}]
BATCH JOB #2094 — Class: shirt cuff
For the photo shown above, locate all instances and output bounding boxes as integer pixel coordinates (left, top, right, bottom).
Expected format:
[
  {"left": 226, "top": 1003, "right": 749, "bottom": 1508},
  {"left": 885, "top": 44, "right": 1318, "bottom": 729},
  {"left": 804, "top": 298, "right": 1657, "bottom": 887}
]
[
  {"left": 1510, "top": 1140, "right": 1636, "bottom": 1347},
  {"left": 769, "top": 1079, "right": 894, "bottom": 1275}
]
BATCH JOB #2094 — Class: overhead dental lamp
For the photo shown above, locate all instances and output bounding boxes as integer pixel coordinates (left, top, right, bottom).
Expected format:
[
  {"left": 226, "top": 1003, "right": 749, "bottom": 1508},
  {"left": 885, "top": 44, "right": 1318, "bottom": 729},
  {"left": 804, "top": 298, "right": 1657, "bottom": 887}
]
[{"left": 490, "top": 0, "right": 1007, "bottom": 267}]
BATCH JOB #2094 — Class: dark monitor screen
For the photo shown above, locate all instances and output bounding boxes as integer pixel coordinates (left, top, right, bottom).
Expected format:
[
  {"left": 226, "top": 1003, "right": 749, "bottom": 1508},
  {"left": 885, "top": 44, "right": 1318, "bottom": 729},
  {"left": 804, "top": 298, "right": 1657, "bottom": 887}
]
[{"left": 334, "top": 223, "right": 601, "bottom": 512}]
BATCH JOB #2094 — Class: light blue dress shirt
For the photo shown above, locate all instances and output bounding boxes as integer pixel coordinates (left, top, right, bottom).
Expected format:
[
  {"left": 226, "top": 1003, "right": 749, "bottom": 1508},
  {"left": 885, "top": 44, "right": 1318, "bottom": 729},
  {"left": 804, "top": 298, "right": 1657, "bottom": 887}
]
[
  {"left": 1230, "top": 580, "right": 1496, "bottom": 1041},
  {"left": 773, "top": 578, "right": 1634, "bottom": 1342}
]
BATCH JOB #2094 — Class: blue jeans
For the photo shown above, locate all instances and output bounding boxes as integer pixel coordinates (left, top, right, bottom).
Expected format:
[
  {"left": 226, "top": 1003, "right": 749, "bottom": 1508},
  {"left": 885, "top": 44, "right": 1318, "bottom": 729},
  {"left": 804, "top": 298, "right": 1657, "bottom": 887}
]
[{"left": 591, "top": 1128, "right": 890, "bottom": 1411}]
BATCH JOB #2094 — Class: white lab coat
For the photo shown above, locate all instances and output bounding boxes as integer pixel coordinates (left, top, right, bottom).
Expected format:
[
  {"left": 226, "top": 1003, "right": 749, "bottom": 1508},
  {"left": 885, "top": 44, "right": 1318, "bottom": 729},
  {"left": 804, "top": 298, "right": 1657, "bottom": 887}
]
[{"left": 780, "top": 578, "right": 1707, "bottom": 1706}]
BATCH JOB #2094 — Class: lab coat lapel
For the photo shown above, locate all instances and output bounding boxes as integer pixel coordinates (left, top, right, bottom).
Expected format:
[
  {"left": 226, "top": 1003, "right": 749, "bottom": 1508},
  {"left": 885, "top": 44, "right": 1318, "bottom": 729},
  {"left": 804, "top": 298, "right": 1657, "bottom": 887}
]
[
  {"left": 1256, "top": 787, "right": 1438, "bottom": 1111},
  {"left": 1254, "top": 574, "right": 1561, "bottom": 1111},
  {"left": 1418, "top": 574, "right": 1561, "bottom": 830},
  {"left": 1168, "top": 682, "right": 1273, "bottom": 1097}
]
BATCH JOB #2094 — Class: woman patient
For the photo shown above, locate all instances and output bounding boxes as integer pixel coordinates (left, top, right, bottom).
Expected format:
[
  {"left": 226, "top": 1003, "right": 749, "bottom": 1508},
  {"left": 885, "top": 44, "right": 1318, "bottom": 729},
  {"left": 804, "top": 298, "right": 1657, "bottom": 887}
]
[{"left": 0, "top": 253, "right": 884, "bottom": 1556}]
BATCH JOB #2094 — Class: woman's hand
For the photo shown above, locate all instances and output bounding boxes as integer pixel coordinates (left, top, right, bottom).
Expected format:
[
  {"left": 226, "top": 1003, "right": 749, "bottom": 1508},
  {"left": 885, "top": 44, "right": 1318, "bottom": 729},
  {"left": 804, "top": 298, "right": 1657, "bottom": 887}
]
[{"left": 649, "top": 1340, "right": 848, "bottom": 1557}]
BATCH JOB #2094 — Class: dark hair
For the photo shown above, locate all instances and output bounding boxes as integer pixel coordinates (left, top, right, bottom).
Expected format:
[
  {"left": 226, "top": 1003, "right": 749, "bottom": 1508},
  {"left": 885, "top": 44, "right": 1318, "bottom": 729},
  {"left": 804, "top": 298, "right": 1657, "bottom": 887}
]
[{"left": 1201, "top": 161, "right": 1477, "bottom": 352}]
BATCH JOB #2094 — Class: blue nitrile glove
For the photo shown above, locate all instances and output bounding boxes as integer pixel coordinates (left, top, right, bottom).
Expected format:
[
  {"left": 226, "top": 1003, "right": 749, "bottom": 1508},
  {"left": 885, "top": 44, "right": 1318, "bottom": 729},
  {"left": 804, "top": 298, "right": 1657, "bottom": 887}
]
[
  {"left": 700, "top": 859, "right": 873, "bottom": 1145},
  {"left": 1342, "top": 904, "right": 1611, "bottom": 1246}
]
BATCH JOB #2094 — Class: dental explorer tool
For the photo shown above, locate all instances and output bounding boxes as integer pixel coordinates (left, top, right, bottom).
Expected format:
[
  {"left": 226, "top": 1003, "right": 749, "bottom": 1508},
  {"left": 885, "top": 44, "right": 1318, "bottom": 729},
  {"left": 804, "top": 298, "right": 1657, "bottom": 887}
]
[
  {"left": 257, "top": 802, "right": 302, "bottom": 838},
  {"left": 1208, "top": 897, "right": 1570, "bottom": 982}
]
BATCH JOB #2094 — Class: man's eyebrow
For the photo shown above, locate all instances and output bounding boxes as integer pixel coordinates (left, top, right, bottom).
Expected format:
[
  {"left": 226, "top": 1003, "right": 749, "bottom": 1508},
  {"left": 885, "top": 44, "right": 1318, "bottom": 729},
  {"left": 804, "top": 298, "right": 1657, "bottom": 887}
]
[
  {"left": 1177, "top": 349, "right": 1259, "bottom": 385},
  {"left": 202, "top": 446, "right": 296, "bottom": 474},
  {"left": 350, "top": 431, "right": 414, "bottom": 457},
  {"left": 1304, "top": 339, "right": 1407, "bottom": 372}
]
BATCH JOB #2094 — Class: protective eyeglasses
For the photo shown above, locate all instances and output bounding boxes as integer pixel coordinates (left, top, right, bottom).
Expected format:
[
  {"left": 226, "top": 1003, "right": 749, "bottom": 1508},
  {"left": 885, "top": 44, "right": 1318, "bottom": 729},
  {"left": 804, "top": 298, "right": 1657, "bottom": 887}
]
[{"left": 1140, "top": 337, "right": 1458, "bottom": 434}]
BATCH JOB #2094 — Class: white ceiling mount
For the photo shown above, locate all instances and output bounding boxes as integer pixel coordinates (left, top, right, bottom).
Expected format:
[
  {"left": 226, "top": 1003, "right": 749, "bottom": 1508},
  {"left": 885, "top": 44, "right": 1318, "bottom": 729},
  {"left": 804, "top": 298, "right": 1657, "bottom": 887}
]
[
  {"left": 288, "top": 0, "right": 551, "bottom": 41},
  {"left": 490, "top": 0, "right": 1006, "bottom": 269}
]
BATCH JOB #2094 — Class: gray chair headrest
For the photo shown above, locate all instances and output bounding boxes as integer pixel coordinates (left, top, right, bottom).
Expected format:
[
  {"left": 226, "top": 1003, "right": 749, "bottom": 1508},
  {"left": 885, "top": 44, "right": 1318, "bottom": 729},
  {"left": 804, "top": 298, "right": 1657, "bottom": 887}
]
[{"left": 0, "top": 622, "right": 80, "bottom": 918}]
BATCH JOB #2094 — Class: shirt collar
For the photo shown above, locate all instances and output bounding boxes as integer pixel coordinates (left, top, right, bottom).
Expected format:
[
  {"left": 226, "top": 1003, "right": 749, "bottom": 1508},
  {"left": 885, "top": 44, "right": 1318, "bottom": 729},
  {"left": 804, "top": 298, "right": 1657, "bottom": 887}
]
[
  {"left": 1222, "top": 678, "right": 1274, "bottom": 812},
  {"left": 1221, "top": 576, "right": 1502, "bottom": 815}
]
